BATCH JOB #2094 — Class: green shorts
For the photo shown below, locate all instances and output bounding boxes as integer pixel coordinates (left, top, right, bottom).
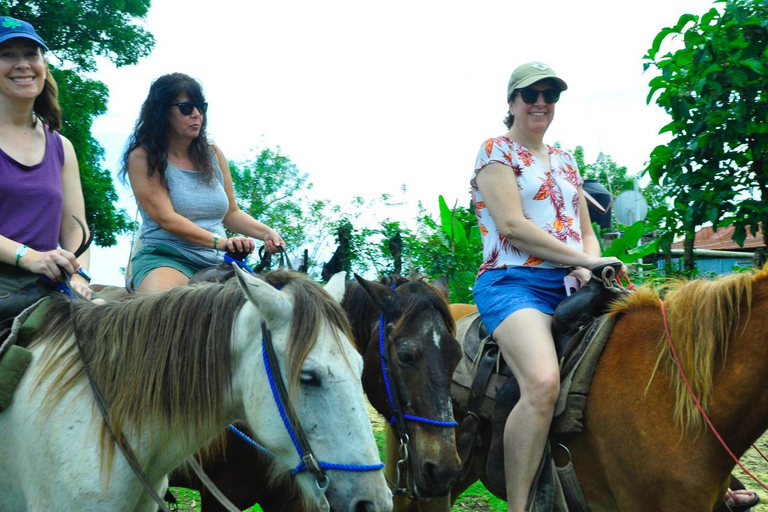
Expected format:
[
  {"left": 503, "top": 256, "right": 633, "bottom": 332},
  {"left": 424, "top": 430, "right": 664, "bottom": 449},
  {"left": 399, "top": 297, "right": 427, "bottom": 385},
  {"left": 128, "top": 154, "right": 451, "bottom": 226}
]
[{"left": 130, "top": 244, "right": 209, "bottom": 290}]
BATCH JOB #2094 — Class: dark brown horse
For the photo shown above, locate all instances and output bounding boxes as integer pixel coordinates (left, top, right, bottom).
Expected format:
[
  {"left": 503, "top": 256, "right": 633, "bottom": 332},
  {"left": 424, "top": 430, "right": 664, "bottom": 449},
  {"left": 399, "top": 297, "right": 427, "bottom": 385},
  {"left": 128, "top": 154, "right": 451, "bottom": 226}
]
[
  {"left": 394, "top": 267, "right": 768, "bottom": 512},
  {"left": 169, "top": 274, "right": 463, "bottom": 511}
]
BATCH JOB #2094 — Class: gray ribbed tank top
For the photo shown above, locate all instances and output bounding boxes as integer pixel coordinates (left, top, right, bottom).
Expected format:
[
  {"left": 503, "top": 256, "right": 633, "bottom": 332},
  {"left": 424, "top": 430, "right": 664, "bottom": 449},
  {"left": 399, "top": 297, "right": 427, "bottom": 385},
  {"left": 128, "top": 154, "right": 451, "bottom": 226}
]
[{"left": 139, "top": 157, "right": 228, "bottom": 267}]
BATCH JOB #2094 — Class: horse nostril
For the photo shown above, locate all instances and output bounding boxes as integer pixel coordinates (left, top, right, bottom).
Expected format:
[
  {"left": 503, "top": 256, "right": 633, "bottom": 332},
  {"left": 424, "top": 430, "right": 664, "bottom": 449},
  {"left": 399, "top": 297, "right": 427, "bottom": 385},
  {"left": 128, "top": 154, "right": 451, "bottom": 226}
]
[
  {"left": 423, "top": 461, "right": 459, "bottom": 494},
  {"left": 352, "top": 500, "right": 376, "bottom": 512}
]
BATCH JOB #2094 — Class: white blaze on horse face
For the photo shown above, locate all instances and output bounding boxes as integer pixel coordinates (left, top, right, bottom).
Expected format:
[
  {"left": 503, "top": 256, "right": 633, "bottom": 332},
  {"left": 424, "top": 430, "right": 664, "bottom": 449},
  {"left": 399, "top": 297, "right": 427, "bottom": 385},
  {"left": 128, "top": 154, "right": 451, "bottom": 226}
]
[
  {"left": 433, "top": 328, "right": 442, "bottom": 349},
  {"left": 324, "top": 271, "right": 347, "bottom": 303}
]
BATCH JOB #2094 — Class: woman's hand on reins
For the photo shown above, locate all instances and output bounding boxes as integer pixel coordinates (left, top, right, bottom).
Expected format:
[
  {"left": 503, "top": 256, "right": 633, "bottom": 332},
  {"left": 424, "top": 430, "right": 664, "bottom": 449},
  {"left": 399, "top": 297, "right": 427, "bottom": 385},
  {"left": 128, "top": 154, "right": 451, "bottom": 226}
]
[
  {"left": 20, "top": 247, "right": 79, "bottom": 282},
  {"left": 262, "top": 230, "right": 286, "bottom": 254},
  {"left": 221, "top": 236, "right": 256, "bottom": 255}
]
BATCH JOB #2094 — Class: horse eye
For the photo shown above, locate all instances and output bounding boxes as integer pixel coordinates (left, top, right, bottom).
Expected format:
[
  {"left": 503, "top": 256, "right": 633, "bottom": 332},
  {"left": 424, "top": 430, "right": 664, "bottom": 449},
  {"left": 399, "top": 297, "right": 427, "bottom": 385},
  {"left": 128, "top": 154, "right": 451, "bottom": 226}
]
[
  {"left": 396, "top": 349, "right": 418, "bottom": 367},
  {"left": 300, "top": 372, "right": 321, "bottom": 387}
]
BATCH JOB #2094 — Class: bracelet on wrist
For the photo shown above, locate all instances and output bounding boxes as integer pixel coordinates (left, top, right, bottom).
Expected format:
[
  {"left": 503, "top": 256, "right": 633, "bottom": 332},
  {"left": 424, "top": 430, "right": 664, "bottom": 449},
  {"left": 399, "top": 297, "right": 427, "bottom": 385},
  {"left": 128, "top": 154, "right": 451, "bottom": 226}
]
[
  {"left": 213, "top": 235, "right": 220, "bottom": 255},
  {"left": 14, "top": 244, "right": 28, "bottom": 267}
]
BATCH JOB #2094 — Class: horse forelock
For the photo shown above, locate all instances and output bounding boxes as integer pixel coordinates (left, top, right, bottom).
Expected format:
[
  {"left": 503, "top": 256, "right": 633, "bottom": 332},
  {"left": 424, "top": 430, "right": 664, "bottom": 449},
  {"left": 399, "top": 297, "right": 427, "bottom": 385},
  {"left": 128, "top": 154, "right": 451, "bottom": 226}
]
[
  {"left": 30, "top": 283, "right": 246, "bottom": 469},
  {"left": 609, "top": 268, "right": 766, "bottom": 431},
  {"left": 266, "top": 271, "right": 355, "bottom": 399},
  {"left": 392, "top": 281, "right": 456, "bottom": 340}
]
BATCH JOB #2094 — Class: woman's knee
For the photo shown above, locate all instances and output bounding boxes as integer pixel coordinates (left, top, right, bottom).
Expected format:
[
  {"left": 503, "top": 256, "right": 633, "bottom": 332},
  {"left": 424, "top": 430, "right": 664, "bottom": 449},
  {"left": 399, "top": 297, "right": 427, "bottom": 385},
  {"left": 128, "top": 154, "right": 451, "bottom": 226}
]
[
  {"left": 520, "top": 370, "right": 560, "bottom": 410},
  {"left": 138, "top": 267, "right": 189, "bottom": 293}
]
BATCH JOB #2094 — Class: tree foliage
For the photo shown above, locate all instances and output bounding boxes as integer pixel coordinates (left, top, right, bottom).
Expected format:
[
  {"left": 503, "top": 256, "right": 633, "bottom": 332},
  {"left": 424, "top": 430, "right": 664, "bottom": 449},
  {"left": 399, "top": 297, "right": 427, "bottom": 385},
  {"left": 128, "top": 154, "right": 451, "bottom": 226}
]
[
  {"left": 643, "top": 0, "right": 768, "bottom": 271},
  {"left": 0, "top": 0, "right": 155, "bottom": 246},
  {"left": 229, "top": 147, "right": 313, "bottom": 252}
]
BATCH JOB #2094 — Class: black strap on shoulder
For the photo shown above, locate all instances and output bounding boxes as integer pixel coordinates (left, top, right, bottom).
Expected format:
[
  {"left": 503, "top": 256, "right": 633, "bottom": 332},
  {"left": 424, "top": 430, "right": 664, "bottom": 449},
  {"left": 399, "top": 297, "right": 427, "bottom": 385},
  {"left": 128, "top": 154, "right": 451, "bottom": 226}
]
[{"left": 68, "top": 301, "right": 172, "bottom": 512}]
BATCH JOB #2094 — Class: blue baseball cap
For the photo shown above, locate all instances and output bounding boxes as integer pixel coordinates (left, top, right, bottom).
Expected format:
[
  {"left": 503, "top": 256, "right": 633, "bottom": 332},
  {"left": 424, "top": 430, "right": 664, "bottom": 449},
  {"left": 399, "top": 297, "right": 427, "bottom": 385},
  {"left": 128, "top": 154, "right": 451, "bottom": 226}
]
[{"left": 0, "top": 16, "right": 48, "bottom": 51}]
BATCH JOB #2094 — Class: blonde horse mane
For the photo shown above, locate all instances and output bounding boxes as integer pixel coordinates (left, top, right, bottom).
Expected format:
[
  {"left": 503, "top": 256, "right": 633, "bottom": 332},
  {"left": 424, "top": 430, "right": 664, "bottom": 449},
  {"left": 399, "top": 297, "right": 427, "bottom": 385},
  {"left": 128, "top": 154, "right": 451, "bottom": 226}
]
[
  {"left": 608, "top": 266, "right": 768, "bottom": 432},
  {"left": 29, "top": 270, "right": 353, "bottom": 475}
]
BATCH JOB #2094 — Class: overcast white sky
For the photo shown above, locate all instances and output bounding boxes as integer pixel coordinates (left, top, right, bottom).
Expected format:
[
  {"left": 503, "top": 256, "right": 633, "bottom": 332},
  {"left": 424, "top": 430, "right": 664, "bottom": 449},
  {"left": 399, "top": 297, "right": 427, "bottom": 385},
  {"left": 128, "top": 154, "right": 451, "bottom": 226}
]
[{"left": 87, "top": 0, "right": 717, "bottom": 285}]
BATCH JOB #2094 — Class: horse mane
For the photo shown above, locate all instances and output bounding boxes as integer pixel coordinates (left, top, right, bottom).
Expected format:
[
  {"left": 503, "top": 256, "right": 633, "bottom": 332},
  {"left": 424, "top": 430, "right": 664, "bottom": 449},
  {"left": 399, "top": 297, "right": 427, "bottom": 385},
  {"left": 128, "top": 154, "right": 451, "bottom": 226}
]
[
  {"left": 29, "top": 270, "right": 353, "bottom": 474},
  {"left": 344, "top": 275, "right": 456, "bottom": 348},
  {"left": 607, "top": 266, "right": 768, "bottom": 431}
]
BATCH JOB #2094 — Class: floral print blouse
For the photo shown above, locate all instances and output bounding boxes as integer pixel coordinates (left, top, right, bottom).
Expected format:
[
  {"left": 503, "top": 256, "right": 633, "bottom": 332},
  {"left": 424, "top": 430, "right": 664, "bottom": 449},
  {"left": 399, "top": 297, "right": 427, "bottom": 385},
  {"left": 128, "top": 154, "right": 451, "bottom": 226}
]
[{"left": 471, "top": 136, "right": 584, "bottom": 275}]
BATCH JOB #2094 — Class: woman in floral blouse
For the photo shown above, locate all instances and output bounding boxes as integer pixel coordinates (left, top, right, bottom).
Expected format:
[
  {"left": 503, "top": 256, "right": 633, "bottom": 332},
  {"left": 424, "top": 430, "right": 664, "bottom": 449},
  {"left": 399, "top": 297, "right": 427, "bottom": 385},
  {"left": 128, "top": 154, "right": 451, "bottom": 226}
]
[{"left": 470, "top": 61, "right": 626, "bottom": 512}]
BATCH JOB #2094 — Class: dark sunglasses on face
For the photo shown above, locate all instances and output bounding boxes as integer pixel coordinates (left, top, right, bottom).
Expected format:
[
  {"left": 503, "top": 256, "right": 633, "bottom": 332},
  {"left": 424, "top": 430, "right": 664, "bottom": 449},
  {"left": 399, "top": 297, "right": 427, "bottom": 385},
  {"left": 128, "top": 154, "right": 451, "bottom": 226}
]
[
  {"left": 170, "top": 102, "right": 208, "bottom": 115},
  {"left": 516, "top": 88, "right": 561, "bottom": 104}
]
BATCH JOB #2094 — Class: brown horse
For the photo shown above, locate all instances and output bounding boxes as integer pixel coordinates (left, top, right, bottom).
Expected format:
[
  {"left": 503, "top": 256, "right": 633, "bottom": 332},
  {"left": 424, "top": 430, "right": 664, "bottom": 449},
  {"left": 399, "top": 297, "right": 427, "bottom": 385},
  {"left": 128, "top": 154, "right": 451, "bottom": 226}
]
[
  {"left": 169, "top": 274, "right": 463, "bottom": 511},
  {"left": 395, "top": 267, "right": 768, "bottom": 512}
]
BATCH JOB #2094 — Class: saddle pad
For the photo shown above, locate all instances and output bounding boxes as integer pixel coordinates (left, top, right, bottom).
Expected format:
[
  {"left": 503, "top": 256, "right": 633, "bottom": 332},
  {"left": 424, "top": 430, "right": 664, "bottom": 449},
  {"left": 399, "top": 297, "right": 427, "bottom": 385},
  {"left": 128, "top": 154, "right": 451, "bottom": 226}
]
[
  {"left": 0, "top": 344, "right": 32, "bottom": 411},
  {"left": 552, "top": 314, "right": 616, "bottom": 434},
  {"left": 451, "top": 312, "right": 510, "bottom": 419},
  {"left": 452, "top": 311, "right": 616, "bottom": 433},
  {"left": 0, "top": 298, "right": 48, "bottom": 412}
]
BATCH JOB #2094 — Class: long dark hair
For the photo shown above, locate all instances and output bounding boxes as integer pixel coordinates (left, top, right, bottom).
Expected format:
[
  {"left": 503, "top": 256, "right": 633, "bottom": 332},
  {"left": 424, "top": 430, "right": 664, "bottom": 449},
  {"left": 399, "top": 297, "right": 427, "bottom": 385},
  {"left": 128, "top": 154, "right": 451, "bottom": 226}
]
[
  {"left": 34, "top": 54, "right": 61, "bottom": 132},
  {"left": 119, "top": 73, "right": 214, "bottom": 188}
]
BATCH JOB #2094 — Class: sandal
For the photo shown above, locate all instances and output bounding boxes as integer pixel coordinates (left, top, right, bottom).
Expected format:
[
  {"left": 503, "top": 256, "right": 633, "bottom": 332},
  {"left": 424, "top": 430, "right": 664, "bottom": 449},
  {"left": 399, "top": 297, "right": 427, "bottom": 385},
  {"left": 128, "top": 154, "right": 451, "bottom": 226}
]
[{"left": 724, "top": 489, "right": 760, "bottom": 512}]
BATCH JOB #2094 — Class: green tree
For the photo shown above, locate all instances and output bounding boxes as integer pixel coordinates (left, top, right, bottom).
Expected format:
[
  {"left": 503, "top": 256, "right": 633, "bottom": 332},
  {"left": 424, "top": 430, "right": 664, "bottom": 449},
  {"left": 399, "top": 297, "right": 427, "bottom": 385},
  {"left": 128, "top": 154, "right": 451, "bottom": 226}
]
[
  {"left": 229, "top": 146, "right": 313, "bottom": 253},
  {"left": 1, "top": 0, "right": 155, "bottom": 246},
  {"left": 643, "top": 0, "right": 768, "bottom": 272}
]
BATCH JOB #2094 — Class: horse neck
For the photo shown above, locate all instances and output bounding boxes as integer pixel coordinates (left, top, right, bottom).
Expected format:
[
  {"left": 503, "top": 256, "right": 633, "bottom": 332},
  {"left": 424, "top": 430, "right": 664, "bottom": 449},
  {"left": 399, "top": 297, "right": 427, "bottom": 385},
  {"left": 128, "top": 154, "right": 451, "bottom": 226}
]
[{"left": 344, "top": 292, "right": 383, "bottom": 354}]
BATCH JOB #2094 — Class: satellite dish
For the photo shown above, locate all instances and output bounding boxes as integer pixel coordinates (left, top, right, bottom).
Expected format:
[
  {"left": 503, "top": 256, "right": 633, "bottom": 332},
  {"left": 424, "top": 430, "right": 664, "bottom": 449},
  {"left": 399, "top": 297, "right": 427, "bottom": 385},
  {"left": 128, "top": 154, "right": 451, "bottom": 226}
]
[{"left": 613, "top": 190, "right": 648, "bottom": 226}]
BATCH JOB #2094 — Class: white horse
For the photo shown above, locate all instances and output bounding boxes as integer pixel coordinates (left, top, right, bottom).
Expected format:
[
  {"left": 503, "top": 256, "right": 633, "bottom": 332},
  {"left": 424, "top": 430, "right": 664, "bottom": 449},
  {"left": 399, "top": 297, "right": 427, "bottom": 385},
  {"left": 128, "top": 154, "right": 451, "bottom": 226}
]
[{"left": 0, "top": 268, "right": 392, "bottom": 512}]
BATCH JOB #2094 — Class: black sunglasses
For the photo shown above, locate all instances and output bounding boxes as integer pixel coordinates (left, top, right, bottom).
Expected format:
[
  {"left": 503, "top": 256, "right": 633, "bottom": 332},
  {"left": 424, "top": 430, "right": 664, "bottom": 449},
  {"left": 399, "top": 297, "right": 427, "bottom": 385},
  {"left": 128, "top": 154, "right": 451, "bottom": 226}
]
[
  {"left": 516, "top": 88, "right": 561, "bottom": 104},
  {"left": 170, "top": 102, "right": 208, "bottom": 115}
]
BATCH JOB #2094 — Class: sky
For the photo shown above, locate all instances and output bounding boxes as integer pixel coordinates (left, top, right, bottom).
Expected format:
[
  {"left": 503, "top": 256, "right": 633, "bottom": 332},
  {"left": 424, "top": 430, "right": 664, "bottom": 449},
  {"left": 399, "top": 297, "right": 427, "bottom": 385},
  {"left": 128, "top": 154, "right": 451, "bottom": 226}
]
[{"left": 86, "top": 0, "right": 718, "bottom": 286}]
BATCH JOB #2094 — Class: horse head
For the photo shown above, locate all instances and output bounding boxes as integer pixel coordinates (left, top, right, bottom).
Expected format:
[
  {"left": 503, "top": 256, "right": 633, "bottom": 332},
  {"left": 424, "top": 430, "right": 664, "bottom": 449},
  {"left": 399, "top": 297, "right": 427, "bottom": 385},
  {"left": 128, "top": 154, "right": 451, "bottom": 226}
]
[
  {"left": 347, "top": 274, "right": 462, "bottom": 499},
  {"left": 232, "top": 268, "right": 392, "bottom": 512}
]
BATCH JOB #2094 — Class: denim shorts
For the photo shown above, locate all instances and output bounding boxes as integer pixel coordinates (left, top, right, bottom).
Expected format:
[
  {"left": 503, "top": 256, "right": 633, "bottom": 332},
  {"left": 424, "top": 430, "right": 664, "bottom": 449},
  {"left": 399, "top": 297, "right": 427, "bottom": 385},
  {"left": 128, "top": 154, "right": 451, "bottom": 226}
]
[{"left": 473, "top": 266, "right": 570, "bottom": 337}]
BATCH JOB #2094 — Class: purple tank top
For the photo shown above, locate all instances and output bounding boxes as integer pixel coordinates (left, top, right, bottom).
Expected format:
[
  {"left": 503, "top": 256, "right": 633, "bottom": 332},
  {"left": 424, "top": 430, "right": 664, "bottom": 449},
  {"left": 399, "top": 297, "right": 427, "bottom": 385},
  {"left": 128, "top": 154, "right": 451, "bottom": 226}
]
[{"left": 0, "top": 130, "right": 65, "bottom": 251}]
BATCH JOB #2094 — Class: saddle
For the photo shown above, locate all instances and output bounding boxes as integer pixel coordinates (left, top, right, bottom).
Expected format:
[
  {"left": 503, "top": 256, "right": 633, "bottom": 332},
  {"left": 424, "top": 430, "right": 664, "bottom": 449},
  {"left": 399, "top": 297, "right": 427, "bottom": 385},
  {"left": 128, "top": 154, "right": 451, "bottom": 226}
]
[{"left": 452, "top": 263, "right": 630, "bottom": 509}]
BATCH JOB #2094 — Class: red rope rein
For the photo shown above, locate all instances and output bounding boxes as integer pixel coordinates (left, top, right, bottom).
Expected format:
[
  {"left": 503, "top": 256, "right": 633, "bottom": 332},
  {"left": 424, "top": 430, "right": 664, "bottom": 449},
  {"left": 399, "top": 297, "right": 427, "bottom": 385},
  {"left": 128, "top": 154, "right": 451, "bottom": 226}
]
[{"left": 658, "top": 298, "right": 768, "bottom": 493}]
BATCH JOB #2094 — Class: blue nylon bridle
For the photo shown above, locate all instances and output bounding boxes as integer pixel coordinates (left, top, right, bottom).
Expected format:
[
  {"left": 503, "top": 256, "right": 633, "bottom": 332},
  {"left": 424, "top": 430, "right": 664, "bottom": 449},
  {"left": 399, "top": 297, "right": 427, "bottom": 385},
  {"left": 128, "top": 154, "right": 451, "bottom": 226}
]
[
  {"left": 376, "top": 282, "right": 457, "bottom": 499},
  {"left": 378, "top": 313, "right": 458, "bottom": 430}
]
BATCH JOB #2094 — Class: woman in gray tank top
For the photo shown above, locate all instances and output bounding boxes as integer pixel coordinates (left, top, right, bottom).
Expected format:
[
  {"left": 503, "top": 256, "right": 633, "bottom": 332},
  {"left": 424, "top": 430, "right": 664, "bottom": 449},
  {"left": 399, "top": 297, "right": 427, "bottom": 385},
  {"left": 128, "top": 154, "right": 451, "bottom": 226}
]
[{"left": 120, "top": 73, "right": 285, "bottom": 293}]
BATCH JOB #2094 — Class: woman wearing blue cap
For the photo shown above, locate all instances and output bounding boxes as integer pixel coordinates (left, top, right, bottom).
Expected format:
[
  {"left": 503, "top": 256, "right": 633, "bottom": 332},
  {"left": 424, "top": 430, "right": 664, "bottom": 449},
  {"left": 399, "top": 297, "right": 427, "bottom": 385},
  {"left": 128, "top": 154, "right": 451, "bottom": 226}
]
[{"left": 0, "top": 16, "right": 93, "bottom": 298}]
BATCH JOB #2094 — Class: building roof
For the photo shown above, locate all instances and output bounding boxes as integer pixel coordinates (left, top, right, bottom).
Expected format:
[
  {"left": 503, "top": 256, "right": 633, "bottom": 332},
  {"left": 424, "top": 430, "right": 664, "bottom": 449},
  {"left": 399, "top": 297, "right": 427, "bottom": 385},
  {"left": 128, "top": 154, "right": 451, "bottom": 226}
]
[{"left": 670, "top": 225, "right": 765, "bottom": 250}]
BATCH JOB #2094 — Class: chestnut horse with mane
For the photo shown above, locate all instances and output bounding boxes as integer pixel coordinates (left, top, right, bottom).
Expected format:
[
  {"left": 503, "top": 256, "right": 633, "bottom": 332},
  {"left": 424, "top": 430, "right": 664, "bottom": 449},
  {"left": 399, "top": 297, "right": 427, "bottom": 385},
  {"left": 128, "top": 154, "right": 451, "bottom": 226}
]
[{"left": 396, "top": 266, "right": 768, "bottom": 512}]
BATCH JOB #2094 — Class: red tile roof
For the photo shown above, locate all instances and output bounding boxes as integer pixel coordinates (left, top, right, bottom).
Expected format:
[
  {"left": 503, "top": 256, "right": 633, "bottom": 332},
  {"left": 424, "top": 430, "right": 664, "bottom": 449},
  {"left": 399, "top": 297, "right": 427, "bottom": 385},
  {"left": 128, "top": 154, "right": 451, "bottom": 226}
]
[{"left": 670, "top": 225, "right": 765, "bottom": 250}]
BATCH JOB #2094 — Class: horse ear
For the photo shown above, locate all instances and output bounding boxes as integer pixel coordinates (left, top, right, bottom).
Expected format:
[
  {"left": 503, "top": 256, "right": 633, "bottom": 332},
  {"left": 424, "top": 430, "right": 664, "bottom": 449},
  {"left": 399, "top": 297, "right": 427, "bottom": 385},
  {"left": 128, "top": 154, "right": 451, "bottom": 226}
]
[
  {"left": 430, "top": 275, "right": 450, "bottom": 301},
  {"left": 233, "top": 265, "right": 292, "bottom": 325},
  {"left": 353, "top": 273, "right": 399, "bottom": 317},
  {"left": 324, "top": 271, "right": 347, "bottom": 303}
]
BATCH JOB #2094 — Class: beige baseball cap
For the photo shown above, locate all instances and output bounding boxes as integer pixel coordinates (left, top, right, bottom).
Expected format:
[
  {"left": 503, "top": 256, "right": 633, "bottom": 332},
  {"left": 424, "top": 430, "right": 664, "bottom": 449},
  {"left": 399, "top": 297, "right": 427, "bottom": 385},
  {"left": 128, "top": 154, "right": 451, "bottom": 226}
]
[{"left": 507, "top": 62, "right": 568, "bottom": 102}]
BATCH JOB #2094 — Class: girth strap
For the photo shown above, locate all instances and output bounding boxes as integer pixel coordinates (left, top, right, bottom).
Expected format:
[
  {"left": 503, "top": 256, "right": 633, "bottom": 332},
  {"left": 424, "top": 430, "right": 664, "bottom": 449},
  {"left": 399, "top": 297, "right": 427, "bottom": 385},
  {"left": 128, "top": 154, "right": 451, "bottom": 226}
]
[{"left": 555, "top": 446, "right": 590, "bottom": 512}]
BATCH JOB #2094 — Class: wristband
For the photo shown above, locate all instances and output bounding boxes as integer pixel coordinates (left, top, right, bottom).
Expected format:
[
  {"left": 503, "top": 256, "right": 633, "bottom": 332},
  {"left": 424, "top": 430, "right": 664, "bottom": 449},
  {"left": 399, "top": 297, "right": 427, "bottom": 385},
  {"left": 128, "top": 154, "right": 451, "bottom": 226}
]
[
  {"left": 14, "top": 244, "right": 28, "bottom": 267},
  {"left": 213, "top": 235, "right": 220, "bottom": 255}
]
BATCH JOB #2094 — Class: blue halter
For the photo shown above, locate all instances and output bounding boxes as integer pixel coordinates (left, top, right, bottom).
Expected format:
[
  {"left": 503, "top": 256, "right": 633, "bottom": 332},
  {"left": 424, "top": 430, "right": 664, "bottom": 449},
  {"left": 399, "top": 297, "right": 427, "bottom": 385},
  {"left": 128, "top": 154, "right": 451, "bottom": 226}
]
[
  {"left": 226, "top": 311, "right": 383, "bottom": 483},
  {"left": 261, "top": 334, "right": 384, "bottom": 475},
  {"left": 378, "top": 312, "right": 458, "bottom": 429}
]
